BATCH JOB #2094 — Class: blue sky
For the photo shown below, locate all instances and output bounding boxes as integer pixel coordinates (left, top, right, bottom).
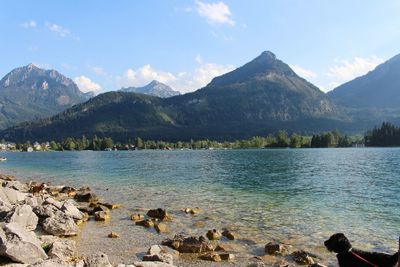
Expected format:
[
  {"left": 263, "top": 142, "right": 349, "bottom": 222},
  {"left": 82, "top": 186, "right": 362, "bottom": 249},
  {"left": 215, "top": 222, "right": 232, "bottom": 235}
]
[{"left": 1, "top": 0, "right": 399, "bottom": 93}]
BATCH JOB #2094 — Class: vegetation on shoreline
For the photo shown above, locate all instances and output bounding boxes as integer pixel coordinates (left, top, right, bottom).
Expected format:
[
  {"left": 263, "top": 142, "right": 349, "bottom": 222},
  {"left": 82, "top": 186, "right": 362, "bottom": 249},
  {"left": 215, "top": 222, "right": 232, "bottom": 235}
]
[
  {"left": 0, "top": 129, "right": 362, "bottom": 152},
  {"left": 365, "top": 122, "right": 400, "bottom": 147}
]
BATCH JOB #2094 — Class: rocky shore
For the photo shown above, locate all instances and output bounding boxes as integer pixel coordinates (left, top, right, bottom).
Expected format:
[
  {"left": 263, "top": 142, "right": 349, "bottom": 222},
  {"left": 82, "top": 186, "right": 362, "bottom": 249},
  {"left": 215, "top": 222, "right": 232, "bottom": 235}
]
[{"left": 0, "top": 173, "right": 329, "bottom": 267}]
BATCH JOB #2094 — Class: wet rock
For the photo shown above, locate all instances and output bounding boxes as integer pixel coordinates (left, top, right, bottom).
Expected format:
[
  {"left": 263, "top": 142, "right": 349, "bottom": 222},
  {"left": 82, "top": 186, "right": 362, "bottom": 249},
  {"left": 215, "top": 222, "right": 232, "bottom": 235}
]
[
  {"left": 222, "top": 230, "right": 235, "bottom": 240},
  {"left": 183, "top": 207, "right": 201, "bottom": 215},
  {"left": 206, "top": 229, "right": 222, "bottom": 240},
  {"left": 219, "top": 253, "right": 235, "bottom": 261},
  {"left": 108, "top": 231, "right": 119, "bottom": 238},
  {"left": 48, "top": 239, "right": 77, "bottom": 262},
  {"left": 94, "top": 211, "right": 110, "bottom": 221},
  {"left": 0, "top": 174, "right": 15, "bottom": 181},
  {"left": 74, "top": 191, "right": 99, "bottom": 203},
  {"left": 143, "top": 253, "right": 173, "bottom": 264},
  {"left": 84, "top": 253, "right": 112, "bottom": 267},
  {"left": 136, "top": 219, "right": 154, "bottom": 228},
  {"left": 42, "top": 211, "right": 79, "bottom": 236},
  {"left": 131, "top": 213, "right": 144, "bottom": 221},
  {"left": 60, "top": 186, "right": 76, "bottom": 197},
  {"left": 162, "top": 234, "right": 215, "bottom": 253},
  {"left": 292, "top": 250, "right": 314, "bottom": 265},
  {"left": 0, "top": 223, "right": 48, "bottom": 264},
  {"left": 147, "top": 208, "right": 171, "bottom": 221},
  {"left": 265, "top": 242, "right": 284, "bottom": 255},
  {"left": 100, "top": 202, "right": 121, "bottom": 209},
  {"left": 199, "top": 252, "right": 222, "bottom": 262},
  {"left": 154, "top": 223, "right": 167, "bottom": 233},
  {"left": 6, "top": 204, "right": 38, "bottom": 231}
]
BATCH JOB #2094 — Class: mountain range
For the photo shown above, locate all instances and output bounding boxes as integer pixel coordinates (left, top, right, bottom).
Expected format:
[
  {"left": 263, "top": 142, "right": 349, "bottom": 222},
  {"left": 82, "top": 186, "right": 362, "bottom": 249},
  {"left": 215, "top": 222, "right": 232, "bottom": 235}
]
[
  {"left": 0, "top": 64, "right": 91, "bottom": 129},
  {"left": 120, "top": 80, "right": 180, "bottom": 98},
  {"left": 1, "top": 51, "right": 400, "bottom": 142}
]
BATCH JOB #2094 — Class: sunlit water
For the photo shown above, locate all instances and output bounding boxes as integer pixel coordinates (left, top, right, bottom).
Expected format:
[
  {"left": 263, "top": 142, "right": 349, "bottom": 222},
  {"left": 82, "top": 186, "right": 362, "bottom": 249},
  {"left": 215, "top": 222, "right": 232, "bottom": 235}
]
[{"left": 0, "top": 148, "right": 399, "bottom": 266}]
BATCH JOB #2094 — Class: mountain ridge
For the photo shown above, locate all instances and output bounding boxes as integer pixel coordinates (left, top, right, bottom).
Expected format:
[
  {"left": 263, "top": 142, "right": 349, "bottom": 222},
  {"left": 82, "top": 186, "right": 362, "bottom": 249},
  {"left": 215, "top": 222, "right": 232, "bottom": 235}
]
[{"left": 120, "top": 80, "right": 180, "bottom": 98}]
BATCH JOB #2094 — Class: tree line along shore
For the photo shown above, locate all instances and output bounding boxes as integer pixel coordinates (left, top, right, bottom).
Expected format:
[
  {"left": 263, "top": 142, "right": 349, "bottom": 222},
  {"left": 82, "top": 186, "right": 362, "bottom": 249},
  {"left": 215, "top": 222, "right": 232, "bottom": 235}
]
[{"left": 1, "top": 122, "right": 399, "bottom": 152}]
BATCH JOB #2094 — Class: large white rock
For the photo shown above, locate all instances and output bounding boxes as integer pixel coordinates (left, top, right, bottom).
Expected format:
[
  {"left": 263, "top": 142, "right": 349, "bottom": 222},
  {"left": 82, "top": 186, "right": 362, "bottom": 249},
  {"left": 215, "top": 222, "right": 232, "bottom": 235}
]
[
  {"left": 0, "top": 223, "right": 47, "bottom": 264},
  {"left": 2, "top": 187, "right": 27, "bottom": 205},
  {"left": 61, "top": 200, "right": 84, "bottom": 220},
  {"left": 7, "top": 204, "right": 38, "bottom": 231},
  {"left": 133, "top": 262, "right": 176, "bottom": 267},
  {"left": 42, "top": 211, "right": 79, "bottom": 236}
]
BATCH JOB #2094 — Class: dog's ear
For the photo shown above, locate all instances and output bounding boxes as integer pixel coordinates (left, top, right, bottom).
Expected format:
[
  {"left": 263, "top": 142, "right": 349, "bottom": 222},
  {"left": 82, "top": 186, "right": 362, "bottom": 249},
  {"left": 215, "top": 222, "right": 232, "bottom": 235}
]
[{"left": 334, "top": 233, "right": 351, "bottom": 253}]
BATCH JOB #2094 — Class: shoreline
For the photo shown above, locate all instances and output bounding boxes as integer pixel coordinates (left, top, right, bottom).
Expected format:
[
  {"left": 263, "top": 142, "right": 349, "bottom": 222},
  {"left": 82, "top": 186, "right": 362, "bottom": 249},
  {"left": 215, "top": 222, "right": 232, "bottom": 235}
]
[{"left": 0, "top": 172, "right": 333, "bottom": 267}]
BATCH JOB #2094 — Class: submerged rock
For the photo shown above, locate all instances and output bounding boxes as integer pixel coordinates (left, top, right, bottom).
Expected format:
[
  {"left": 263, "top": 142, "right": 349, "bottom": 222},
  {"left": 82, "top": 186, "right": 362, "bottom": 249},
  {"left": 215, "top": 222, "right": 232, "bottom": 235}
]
[
  {"left": 94, "top": 211, "right": 110, "bottom": 221},
  {"left": 136, "top": 219, "right": 154, "bottom": 228},
  {"left": 75, "top": 191, "right": 99, "bottom": 203},
  {"left": 130, "top": 213, "right": 144, "bottom": 221},
  {"left": 108, "top": 231, "right": 120, "bottom": 238},
  {"left": 61, "top": 200, "right": 84, "bottom": 220},
  {"left": 154, "top": 223, "right": 167, "bottom": 233},
  {"left": 0, "top": 223, "right": 48, "bottom": 264},
  {"left": 206, "top": 229, "right": 222, "bottom": 240},
  {"left": 100, "top": 202, "right": 121, "bottom": 209},
  {"left": 222, "top": 230, "right": 235, "bottom": 240},
  {"left": 265, "top": 242, "right": 284, "bottom": 255},
  {"left": 143, "top": 253, "right": 173, "bottom": 264}
]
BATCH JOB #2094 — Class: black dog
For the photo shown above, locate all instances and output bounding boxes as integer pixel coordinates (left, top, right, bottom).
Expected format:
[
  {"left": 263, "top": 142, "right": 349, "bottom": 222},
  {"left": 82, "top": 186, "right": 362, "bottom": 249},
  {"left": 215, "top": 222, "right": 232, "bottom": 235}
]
[{"left": 324, "top": 233, "right": 398, "bottom": 267}]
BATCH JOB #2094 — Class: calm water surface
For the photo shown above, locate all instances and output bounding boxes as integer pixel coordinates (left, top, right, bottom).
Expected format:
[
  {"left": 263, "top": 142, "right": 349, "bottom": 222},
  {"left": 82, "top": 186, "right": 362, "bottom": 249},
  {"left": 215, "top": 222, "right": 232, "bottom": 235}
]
[{"left": 0, "top": 148, "right": 399, "bottom": 264}]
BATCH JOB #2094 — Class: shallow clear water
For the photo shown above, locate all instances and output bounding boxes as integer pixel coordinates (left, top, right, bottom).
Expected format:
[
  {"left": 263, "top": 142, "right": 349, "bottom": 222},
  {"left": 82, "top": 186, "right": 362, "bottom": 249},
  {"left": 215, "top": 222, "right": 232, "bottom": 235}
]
[{"left": 0, "top": 148, "right": 399, "bottom": 265}]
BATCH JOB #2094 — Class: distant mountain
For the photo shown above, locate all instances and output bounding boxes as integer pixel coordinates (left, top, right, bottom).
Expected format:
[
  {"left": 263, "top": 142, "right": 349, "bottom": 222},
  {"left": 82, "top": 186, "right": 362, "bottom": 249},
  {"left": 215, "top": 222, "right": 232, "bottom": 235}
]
[
  {"left": 0, "top": 64, "right": 91, "bottom": 129},
  {"left": 1, "top": 52, "right": 347, "bottom": 142},
  {"left": 120, "top": 80, "right": 180, "bottom": 98},
  {"left": 328, "top": 54, "right": 400, "bottom": 108}
]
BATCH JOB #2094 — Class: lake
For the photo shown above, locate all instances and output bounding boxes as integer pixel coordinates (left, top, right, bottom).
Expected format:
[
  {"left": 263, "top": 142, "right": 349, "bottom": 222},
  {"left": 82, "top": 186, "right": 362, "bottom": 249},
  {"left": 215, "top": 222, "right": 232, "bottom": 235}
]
[{"left": 0, "top": 148, "right": 399, "bottom": 265}]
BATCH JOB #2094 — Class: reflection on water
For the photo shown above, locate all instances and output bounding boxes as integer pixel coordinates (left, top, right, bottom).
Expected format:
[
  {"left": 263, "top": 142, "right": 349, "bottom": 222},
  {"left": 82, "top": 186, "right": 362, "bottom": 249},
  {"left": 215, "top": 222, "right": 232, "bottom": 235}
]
[{"left": 0, "top": 148, "right": 399, "bottom": 264}]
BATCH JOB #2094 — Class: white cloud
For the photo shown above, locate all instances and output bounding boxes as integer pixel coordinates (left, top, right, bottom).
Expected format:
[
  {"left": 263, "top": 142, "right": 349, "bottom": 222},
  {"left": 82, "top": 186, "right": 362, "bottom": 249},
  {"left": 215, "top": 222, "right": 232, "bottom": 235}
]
[
  {"left": 195, "top": 0, "right": 235, "bottom": 26},
  {"left": 74, "top": 76, "right": 102, "bottom": 93},
  {"left": 45, "top": 22, "right": 80, "bottom": 41},
  {"left": 116, "top": 58, "right": 234, "bottom": 93},
  {"left": 21, "top": 20, "right": 37, "bottom": 29},
  {"left": 90, "top": 66, "right": 107, "bottom": 76},
  {"left": 290, "top": 65, "right": 318, "bottom": 79},
  {"left": 327, "top": 56, "right": 383, "bottom": 81}
]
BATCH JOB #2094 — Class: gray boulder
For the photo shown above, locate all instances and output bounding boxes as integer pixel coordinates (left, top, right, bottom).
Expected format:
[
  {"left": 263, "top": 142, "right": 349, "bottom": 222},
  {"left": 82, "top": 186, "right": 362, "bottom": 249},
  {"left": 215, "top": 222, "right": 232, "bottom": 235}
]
[
  {"left": 6, "top": 205, "right": 38, "bottom": 231},
  {"left": 48, "top": 239, "right": 76, "bottom": 262},
  {"left": 3, "top": 181, "right": 29, "bottom": 192},
  {"left": 162, "top": 234, "right": 215, "bottom": 253},
  {"left": 27, "top": 258, "right": 71, "bottom": 267},
  {"left": 84, "top": 253, "right": 112, "bottom": 267},
  {"left": 0, "top": 223, "right": 47, "bottom": 264},
  {"left": 133, "top": 262, "right": 176, "bottom": 267},
  {"left": 42, "top": 211, "right": 78, "bottom": 236},
  {"left": 44, "top": 198, "right": 63, "bottom": 209},
  {"left": 143, "top": 253, "right": 173, "bottom": 264},
  {"left": 61, "top": 200, "right": 83, "bottom": 220}
]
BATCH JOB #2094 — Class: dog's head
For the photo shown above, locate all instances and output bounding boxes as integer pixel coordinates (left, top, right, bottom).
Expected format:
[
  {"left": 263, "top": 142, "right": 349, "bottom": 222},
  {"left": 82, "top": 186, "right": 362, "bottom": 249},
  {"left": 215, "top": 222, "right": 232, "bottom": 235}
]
[{"left": 324, "top": 233, "right": 352, "bottom": 253}]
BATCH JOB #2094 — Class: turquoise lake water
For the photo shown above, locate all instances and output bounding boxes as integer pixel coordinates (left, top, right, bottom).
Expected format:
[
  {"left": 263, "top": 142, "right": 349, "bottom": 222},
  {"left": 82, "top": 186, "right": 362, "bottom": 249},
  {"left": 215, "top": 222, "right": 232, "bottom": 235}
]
[{"left": 0, "top": 148, "right": 399, "bottom": 263}]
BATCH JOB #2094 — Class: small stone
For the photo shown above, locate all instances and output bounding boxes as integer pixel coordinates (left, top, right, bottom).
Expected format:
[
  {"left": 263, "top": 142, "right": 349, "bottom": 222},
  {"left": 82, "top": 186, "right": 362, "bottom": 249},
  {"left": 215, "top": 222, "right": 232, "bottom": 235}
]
[
  {"left": 93, "top": 205, "right": 110, "bottom": 214},
  {"left": 136, "top": 219, "right": 154, "bottom": 228},
  {"left": 206, "top": 229, "right": 222, "bottom": 240},
  {"left": 147, "top": 245, "right": 179, "bottom": 257},
  {"left": 292, "top": 250, "right": 314, "bottom": 265},
  {"left": 155, "top": 223, "right": 167, "bottom": 233},
  {"left": 222, "top": 230, "right": 235, "bottom": 240},
  {"left": 162, "top": 234, "right": 215, "bottom": 253},
  {"left": 219, "top": 253, "right": 235, "bottom": 261},
  {"left": 108, "top": 232, "right": 119, "bottom": 238},
  {"left": 183, "top": 207, "right": 201, "bottom": 214},
  {"left": 94, "top": 211, "right": 110, "bottom": 221},
  {"left": 130, "top": 213, "right": 144, "bottom": 221},
  {"left": 265, "top": 242, "right": 284, "bottom": 255},
  {"left": 199, "top": 252, "right": 221, "bottom": 262},
  {"left": 75, "top": 191, "right": 99, "bottom": 203}
]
